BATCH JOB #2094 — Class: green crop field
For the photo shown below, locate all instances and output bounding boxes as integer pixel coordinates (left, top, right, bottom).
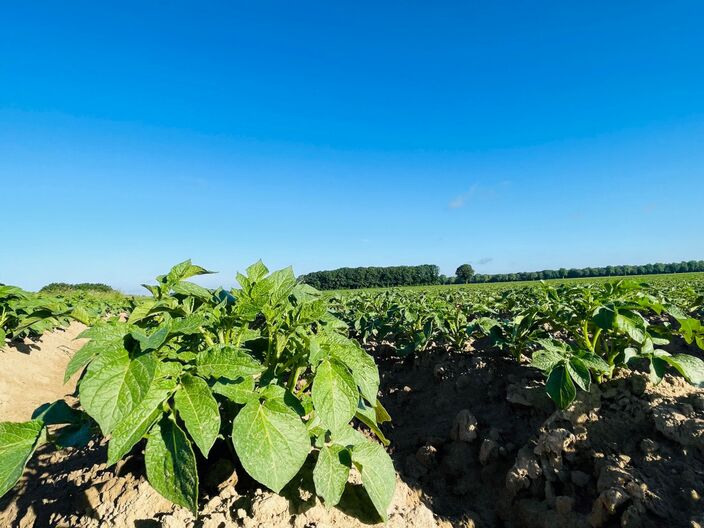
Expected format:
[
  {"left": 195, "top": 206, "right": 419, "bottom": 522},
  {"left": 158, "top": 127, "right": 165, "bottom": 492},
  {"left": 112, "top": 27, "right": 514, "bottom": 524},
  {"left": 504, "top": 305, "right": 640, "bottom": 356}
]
[{"left": 1, "top": 264, "right": 703, "bottom": 524}]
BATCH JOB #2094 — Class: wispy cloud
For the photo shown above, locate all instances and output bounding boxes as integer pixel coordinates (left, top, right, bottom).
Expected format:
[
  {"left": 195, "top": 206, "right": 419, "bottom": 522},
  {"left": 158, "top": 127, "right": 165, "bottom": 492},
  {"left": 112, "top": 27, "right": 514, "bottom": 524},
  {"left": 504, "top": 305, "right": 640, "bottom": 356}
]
[
  {"left": 448, "top": 184, "right": 479, "bottom": 209},
  {"left": 448, "top": 195, "right": 467, "bottom": 209},
  {"left": 447, "top": 181, "right": 511, "bottom": 210}
]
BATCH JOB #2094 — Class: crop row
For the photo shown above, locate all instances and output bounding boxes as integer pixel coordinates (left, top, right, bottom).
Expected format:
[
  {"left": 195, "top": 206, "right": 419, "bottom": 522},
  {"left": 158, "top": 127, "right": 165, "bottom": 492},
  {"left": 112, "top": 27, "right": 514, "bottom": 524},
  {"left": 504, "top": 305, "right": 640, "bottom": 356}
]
[
  {"left": 329, "top": 276, "right": 704, "bottom": 408},
  {"left": 0, "top": 261, "right": 394, "bottom": 521}
]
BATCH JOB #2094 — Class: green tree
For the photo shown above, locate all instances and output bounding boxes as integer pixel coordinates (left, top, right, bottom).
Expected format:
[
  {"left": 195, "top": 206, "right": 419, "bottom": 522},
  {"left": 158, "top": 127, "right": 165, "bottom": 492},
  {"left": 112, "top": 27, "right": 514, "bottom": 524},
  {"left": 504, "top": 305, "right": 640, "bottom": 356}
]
[{"left": 455, "top": 264, "right": 475, "bottom": 284}]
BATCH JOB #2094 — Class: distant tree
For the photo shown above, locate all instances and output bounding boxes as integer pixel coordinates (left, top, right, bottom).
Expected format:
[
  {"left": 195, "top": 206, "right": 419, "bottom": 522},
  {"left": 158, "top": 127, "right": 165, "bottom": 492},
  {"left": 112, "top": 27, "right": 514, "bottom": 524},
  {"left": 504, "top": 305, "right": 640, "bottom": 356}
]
[
  {"left": 299, "top": 264, "right": 440, "bottom": 290},
  {"left": 455, "top": 264, "right": 475, "bottom": 284}
]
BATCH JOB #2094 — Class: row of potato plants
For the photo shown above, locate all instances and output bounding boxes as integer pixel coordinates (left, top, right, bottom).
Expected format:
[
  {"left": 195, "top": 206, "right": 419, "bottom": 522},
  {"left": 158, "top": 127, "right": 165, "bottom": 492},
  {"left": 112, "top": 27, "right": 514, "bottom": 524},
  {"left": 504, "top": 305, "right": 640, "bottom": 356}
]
[
  {"left": 0, "top": 261, "right": 395, "bottom": 521},
  {"left": 0, "top": 285, "right": 132, "bottom": 343},
  {"left": 330, "top": 277, "right": 704, "bottom": 408}
]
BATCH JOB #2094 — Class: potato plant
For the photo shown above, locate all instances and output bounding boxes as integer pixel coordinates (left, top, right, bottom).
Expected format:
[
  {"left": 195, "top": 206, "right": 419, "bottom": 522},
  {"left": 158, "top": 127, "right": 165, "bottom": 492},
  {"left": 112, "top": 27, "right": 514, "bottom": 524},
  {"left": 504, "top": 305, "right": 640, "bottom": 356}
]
[
  {"left": 0, "top": 285, "right": 75, "bottom": 342},
  {"left": 0, "top": 261, "right": 395, "bottom": 520}
]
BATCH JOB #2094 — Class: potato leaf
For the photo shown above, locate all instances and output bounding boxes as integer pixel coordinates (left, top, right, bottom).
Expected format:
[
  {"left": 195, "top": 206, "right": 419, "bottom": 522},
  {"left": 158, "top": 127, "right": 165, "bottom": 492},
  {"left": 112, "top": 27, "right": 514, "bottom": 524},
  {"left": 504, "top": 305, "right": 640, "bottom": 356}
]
[
  {"left": 65, "top": 321, "right": 127, "bottom": 382},
  {"left": 196, "top": 346, "right": 264, "bottom": 380},
  {"left": 79, "top": 347, "right": 157, "bottom": 434},
  {"left": 211, "top": 376, "right": 256, "bottom": 404},
  {"left": 531, "top": 349, "right": 564, "bottom": 372},
  {"left": 351, "top": 440, "right": 395, "bottom": 521},
  {"left": 107, "top": 377, "right": 176, "bottom": 465},
  {"left": 312, "top": 359, "right": 358, "bottom": 433},
  {"left": 567, "top": 357, "right": 591, "bottom": 392},
  {"left": 145, "top": 419, "right": 199, "bottom": 512},
  {"left": 232, "top": 396, "right": 310, "bottom": 493},
  {"left": 174, "top": 374, "right": 221, "bottom": 457},
  {"left": 0, "top": 420, "right": 44, "bottom": 498},
  {"left": 545, "top": 365, "right": 576, "bottom": 409},
  {"left": 663, "top": 354, "right": 704, "bottom": 386},
  {"left": 313, "top": 444, "right": 351, "bottom": 507}
]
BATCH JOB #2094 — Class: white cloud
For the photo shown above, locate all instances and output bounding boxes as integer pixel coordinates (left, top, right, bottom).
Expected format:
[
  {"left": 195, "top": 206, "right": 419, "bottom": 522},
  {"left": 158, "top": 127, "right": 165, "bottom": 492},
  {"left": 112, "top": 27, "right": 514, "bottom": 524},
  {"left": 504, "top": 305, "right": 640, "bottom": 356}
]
[{"left": 447, "top": 184, "right": 478, "bottom": 209}]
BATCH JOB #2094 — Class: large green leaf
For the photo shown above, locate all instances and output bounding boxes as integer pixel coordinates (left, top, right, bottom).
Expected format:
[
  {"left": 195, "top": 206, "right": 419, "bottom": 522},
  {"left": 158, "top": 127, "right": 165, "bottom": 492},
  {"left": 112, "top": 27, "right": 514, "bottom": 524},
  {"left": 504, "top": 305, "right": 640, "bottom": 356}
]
[
  {"left": 262, "top": 267, "right": 297, "bottom": 306},
  {"left": 64, "top": 322, "right": 127, "bottom": 382},
  {"left": 312, "top": 359, "right": 358, "bottom": 433},
  {"left": 328, "top": 338, "right": 380, "bottom": 405},
  {"left": 313, "top": 444, "right": 351, "bottom": 507},
  {"left": 171, "top": 281, "right": 212, "bottom": 300},
  {"left": 531, "top": 349, "right": 564, "bottom": 372},
  {"left": 566, "top": 357, "right": 591, "bottom": 392},
  {"left": 169, "top": 314, "right": 207, "bottom": 336},
  {"left": 174, "top": 374, "right": 221, "bottom": 457},
  {"left": 70, "top": 305, "right": 94, "bottom": 325},
  {"left": 351, "top": 439, "right": 396, "bottom": 521},
  {"left": 145, "top": 419, "right": 199, "bottom": 512},
  {"left": 592, "top": 305, "right": 617, "bottom": 330},
  {"left": 0, "top": 420, "right": 44, "bottom": 498},
  {"left": 211, "top": 376, "right": 255, "bottom": 404},
  {"left": 246, "top": 260, "right": 269, "bottom": 283},
  {"left": 107, "top": 377, "right": 176, "bottom": 465},
  {"left": 196, "top": 346, "right": 264, "bottom": 380},
  {"left": 649, "top": 356, "right": 668, "bottom": 385},
  {"left": 132, "top": 323, "right": 171, "bottom": 352},
  {"left": 578, "top": 352, "right": 611, "bottom": 373},
  {"left": 166, "top": 260, "right": 213, "bottom": 284},
  {"left": 79, "top": 348, "right": 157, "bottom": 434},
  {"left": 232, "top": 396, "right": 310, "bottom": 493},
  {"left": 663, "top": 354, "right": 704, "bottom": 386},
  {"left": 127, "top": 300, "right": 157, "bottom": 325},
  {"left": 615, "top": 312, "right": 646, "bottom": 343},
  {"left": 545, "top": 365, "right": 576, "bottom": 409}
]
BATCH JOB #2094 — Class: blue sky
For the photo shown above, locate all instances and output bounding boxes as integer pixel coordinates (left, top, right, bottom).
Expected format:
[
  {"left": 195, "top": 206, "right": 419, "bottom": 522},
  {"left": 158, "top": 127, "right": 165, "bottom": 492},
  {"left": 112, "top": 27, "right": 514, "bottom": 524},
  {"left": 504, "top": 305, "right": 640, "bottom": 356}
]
[{"left": 1, "top": 1, "right": 703, "bottom": 292}]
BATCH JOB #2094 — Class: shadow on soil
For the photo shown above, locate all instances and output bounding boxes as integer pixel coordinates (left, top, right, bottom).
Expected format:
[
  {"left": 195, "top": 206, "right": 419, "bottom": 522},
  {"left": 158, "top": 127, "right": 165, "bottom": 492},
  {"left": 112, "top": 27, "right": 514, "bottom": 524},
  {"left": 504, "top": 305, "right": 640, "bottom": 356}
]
[{"left": 375, "top": 344, "right": 550, "bottom": 526}]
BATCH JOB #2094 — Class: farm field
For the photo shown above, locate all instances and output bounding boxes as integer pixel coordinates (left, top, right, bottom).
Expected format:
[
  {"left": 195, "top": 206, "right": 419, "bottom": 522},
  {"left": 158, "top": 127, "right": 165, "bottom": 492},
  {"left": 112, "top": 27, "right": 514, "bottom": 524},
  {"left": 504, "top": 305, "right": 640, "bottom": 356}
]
[
  {"left": 0, "top": 264, "right": 703, "bottom": 527},
  {"left": 327, "top": 272, "right": 704, "bottom": 295},
  {"left": 5, "top": 2, "right": 704, "bottom": 526}
]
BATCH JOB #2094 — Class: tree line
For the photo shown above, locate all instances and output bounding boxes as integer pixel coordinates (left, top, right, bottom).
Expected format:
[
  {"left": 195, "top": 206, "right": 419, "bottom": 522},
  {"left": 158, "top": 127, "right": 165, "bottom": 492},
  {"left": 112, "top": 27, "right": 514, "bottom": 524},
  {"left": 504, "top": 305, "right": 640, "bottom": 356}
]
[
  {"left": 470, "top": 260, "right": 704, "bottom": 284},
  {"left": 39, "top": 282, "right": 117, "bottom": 294},
  {"left": 299, "top": 260, "right": 704, "bottom": 290},
  {"left": 299, "top": 265, "right": 440, "bottom": 290}
]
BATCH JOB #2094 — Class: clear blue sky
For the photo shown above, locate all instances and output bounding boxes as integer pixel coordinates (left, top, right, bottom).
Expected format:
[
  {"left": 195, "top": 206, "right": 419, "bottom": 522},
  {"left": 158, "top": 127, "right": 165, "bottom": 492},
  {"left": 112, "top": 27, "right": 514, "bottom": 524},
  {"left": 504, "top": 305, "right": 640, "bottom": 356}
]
[{"left": 1, "top": 2, "right": 703, "bottom": 292}]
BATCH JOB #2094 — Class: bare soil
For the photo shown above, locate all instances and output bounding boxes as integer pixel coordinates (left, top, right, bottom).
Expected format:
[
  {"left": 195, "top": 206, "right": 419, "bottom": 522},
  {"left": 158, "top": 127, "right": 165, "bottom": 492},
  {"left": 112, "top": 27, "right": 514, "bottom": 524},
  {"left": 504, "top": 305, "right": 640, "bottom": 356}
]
[
  {"left": 1, "top": 335, "right": 703, "bottom": 527},
  {"left": 0, "top": 322, "right": 87, "bottom": 422}
]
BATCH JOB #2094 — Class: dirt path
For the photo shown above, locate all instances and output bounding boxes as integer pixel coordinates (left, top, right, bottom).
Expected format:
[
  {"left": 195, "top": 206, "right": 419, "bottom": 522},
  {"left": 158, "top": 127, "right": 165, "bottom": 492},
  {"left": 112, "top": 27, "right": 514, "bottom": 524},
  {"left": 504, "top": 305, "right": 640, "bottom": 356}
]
[{"left": 0, "top": 322, "right": 87, "bottom": 422}]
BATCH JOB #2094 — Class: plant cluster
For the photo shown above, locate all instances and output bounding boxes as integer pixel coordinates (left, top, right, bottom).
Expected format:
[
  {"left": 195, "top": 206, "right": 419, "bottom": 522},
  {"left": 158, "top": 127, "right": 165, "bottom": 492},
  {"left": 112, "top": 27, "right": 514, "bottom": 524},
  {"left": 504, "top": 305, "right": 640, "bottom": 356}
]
[
  {"left": 331, "top": 277, "right": 704, "bottom": 408},
  {"left": 0, "top": 285, "right": 75, "bottom": 342},
  {"left": 0, "top": 285, "right": 132, "bottom": 344},
  {"left": 0, "top": 261, "right": 395, "bottom": 520}
]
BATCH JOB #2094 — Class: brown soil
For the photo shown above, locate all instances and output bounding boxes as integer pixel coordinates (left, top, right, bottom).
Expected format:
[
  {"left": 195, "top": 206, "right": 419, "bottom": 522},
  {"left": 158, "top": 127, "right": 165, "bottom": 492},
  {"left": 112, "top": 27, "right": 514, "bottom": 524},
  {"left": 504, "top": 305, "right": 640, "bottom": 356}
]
[
  {"left": 0, "top": 322, "right": 87, "bottom": 422},
  {"left": 1, "top": 337, "right": 704, "bottom": 527}
]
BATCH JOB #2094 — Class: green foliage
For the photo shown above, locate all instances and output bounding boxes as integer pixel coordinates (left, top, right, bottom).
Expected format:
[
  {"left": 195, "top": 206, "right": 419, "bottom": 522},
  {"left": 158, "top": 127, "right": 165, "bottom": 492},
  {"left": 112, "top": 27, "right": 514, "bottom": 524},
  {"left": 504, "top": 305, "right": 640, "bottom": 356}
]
[
  {"left": 455, "top": 264, "right": 475, "bottom": 284},
  {"left": 0, "top": 283, "right": 133, "bottom": 344},
  {"left": 40, "top": 282, "right": 117, "bottom": 294},
  {"left": 0, "top": 260, "right": 395, "bottom": 521},
  {"left": 0, "top": 421, "right": 44, "bottom": 497},
  {"left": 331, "top": 275, "right": 704, "bottom": 409},
  {"left": 0, "top": 285, "right": 74, "bottom": 340},
  {"left": 300, "top": 264, "right": 441, "bottom": 290}
]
